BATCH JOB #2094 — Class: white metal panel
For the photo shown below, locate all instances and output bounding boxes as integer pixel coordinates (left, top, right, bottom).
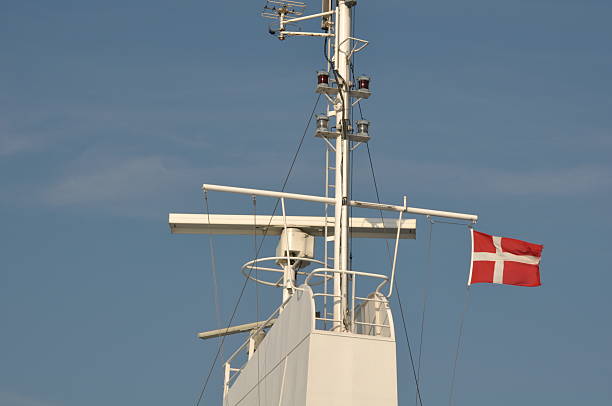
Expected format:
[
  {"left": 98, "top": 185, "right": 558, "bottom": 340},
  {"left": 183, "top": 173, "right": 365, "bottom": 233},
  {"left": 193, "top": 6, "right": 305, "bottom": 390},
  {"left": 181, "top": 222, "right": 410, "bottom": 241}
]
[
  {"left": 169, "top": 213, "right": 416, "bottom": 239},
  {"left": 224, "top": 286, "right": 315, "bottom": 406},
  {"left": 306, "top": 332, "right": 397, "bottom": 406},
  {"left": 224, "top": 285, "right": 398, "bottom": 406}
]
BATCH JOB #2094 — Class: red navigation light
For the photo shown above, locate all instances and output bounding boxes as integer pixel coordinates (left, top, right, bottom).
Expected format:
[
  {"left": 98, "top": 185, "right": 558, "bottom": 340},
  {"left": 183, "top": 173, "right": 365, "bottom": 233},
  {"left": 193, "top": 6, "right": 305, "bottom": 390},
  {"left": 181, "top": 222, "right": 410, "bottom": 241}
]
[
  {"left": 357, "top": 75, "right": 370, "bottom": 90},
  {"left": 317, "top": 71, "right": 329, "bottom": 85}
]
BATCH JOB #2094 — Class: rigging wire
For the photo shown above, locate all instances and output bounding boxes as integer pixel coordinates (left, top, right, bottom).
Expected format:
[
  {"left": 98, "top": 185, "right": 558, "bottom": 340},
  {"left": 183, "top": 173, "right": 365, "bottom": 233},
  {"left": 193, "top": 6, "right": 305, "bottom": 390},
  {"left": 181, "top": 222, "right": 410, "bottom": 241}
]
[
  {"left": 415, "top": 216, "right": 434, "bottom": 406},
  {"left": 360, "top": 95, "right": 473, "bottom": 405},
  {"left": 323, "top": 36, "right": 348, "bottom": 133},
  {"left": 349, "top": 140, "right": 354, "bottom": 269},
  {"left": 359, "top": 114, "right": 424, "bottom": 405},
  {"left": 348, "top": 3, "right": 355, "bottom": 271},
  {"left": 194, "top": 221, "right": 256, "bottom": 406},
  {"left": 432, "top": 219, "right": 474, "bottom": 227},
  {"left": 204, "top": 192, "right": 223, "bottom": 338},
  {"left": 280, "top": 93, "right": 322, "bottom": 192},
  {"left": 252, "top": 196, "right": 262, "bottom": 406},
  {"left": 194, "top": 212, "right": 257, "bottom": 406},
  {"left": 449, "top": 286, "right": 472, "bottom": 406},
  {"left": 356, "top": 78, "right": 426, "bottom": 402},
  {"left": 366, "top": 142, "right": 423, "bottom": 406},
  {"left": 352, "top": 9, "right": 471, "bottom": 404},
  {"left": 193, "top": 93, "right": 321, "bottom": 406},
  {"left": 395, "top": 284, "right": 424, "bottom": 406}
]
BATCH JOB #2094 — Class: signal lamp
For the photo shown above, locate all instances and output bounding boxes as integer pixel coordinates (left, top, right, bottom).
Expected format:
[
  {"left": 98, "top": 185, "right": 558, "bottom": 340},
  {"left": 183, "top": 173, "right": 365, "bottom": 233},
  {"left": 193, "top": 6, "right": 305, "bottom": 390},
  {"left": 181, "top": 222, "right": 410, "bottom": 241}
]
[
  {"left": 316, "top": 115, "right": 330, "bottom": 132},
  {"left": 317, "top": 71, "right": 329, "bottom": 85},
  {"left": 357, "top": 75, "right": 370, "bottom": 90},
  {"left": 356, "top": 120, "right": 370, "bottom": 135}
]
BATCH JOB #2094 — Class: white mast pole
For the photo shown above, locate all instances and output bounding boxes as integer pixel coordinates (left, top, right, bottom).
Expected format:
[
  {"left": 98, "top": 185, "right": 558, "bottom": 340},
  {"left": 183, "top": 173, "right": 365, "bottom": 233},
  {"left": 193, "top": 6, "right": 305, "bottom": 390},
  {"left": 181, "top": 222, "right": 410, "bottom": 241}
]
[{"left": 333, "top": 0, "right": 352, "bottom": 331}]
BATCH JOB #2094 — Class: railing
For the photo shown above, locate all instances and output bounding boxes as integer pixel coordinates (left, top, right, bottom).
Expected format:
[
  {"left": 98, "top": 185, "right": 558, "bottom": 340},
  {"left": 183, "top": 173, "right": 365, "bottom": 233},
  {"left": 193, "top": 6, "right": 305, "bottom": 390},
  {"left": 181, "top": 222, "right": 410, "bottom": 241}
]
[
  {"left": 304, "top": 267, "right": 390, "bottom": 334},
  {"left": 241, "top": 256, "right": 326, "bottom": 287},
  {"left": 222, "top": 267, "right": 393, "bottom": 397},
  {"left": 222, "top": 297, "right": 290, "bottom": 397}
]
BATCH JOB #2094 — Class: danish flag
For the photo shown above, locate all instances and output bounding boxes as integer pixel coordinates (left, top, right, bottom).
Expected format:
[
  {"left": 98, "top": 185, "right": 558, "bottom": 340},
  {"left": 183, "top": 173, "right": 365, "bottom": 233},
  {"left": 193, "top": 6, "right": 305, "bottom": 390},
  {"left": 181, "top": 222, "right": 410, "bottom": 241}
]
[{"left": 469, "top": 230, "right": 543, "bottom": 287}]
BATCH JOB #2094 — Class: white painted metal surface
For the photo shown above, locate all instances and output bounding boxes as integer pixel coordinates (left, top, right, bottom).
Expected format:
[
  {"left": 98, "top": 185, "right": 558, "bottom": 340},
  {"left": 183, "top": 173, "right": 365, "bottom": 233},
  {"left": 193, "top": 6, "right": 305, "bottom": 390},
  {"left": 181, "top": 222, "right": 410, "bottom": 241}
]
[
  {"left": 306, "top": 331, "right": 397, "bottom": 405},
  {"left": 169, "top": 213, "right": 416, "bottom": 239},
  {"left": 202, "top": 184, "right": 479, "bottom": 221},
  {"left": 223, "top": 286, "right": 314, "bottom": 405},
  {"left": 331, "top": 0, "right": 353, "bottom": 331},
  {"left": 223, "top": 285, "right": 397, "bottom": 406},
  {"left": 197, "top": 319, "right": 276, "bottom": 340}
]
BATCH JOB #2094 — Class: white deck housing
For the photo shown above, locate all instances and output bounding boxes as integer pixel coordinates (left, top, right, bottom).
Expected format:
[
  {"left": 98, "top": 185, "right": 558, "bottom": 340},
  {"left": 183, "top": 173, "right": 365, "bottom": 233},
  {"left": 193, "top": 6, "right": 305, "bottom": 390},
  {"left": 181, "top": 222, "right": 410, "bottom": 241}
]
[{"left": 223, "top": 285, "right": 397, "bottom": 406}]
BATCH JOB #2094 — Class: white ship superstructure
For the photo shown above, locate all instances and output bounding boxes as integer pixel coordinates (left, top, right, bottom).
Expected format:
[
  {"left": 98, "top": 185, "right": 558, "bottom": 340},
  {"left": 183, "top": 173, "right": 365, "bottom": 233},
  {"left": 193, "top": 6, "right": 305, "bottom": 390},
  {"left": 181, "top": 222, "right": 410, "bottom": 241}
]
[{"left": 169, "top": 1, "right": 478, "bottom": 405}]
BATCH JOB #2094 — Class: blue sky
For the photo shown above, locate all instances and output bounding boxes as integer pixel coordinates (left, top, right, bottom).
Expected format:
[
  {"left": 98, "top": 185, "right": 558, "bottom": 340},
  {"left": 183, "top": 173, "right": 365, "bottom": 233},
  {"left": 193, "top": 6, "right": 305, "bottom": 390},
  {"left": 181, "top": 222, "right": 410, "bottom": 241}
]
[{"left": 1, "top": 0, "right": 611, "bottom": 405}]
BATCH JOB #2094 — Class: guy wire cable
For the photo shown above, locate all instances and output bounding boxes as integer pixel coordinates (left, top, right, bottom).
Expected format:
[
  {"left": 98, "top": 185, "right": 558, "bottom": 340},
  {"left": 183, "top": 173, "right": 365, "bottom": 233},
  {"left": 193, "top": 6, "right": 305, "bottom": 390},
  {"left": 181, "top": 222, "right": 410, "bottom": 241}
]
[
  {"left": 367, "top": 144, "right": 424, "bottom": 406},
  {"left": 395, "top": 283, "right": 425, "bottom": 406},
  {"left": 415, "top": 216, "right": 434, "bottom": 406},
  {"left": 448, "top": 224, "right": 474, "bottom": 406},
  {"left": 358, "top": 100, "right": 424, "bottom": 405},
  {"left": 194, "top": 93, "right": 321, "bottom": 406},
  {"left": 204, "top": 191, "right": 223, "bottom": 337},
  {"left": 449, "top": 286, "right": 472, "bottom": 406},
  {"left": 252, "top": 196, "right": 262, "bottom": 406}
]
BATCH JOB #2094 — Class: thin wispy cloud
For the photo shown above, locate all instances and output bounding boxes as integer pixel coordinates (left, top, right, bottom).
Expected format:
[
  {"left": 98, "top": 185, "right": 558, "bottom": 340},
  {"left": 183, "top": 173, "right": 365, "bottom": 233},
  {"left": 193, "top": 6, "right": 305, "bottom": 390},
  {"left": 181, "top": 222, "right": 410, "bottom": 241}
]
[
  {"left": 0, "top": 106, "right": 215, "bottom": 159},
  {"left": 39, "top": 148, "right": 612, "bottom": 216},
  {"left": 43, "top": 155, "right": 188, "bottom": 206},
  {"left": 0, "top": 134, "right": 36, "bottom": 156},
  {"left": 39, "top": 149, "right": 318, "bottom": 215}
]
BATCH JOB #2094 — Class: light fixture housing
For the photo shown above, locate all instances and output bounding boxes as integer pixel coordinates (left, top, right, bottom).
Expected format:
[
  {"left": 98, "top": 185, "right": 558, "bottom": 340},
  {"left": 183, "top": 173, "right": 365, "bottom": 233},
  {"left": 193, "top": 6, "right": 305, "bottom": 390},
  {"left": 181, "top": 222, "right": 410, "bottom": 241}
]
[
  {"left": 316, "top": 115, "right": 330, "bottom": 132},
  {"left": 356, "top": 119, "right": 370, "bottom": 135},
  {"left": 317, "top": 70, "right": 329, "bottom": 85},
  {"left": 357, "top": 75, "right": 370, "bottom": 90}
]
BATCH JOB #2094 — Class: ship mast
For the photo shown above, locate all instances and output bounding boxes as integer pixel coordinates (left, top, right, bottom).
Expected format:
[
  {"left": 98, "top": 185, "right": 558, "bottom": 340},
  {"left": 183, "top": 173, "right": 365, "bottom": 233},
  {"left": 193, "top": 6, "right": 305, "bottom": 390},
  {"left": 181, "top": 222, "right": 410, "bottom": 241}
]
[
  {"left": 172, "top": 0, "right": 478, "bottom": 334},
  {"left": 333, "top": 0, "right": 353, "bottom": 331},
  {"left": 267, "top": 0, "right": 364, "bottom": 331},
  {"left": 169, "top": 3, "right": 480, "bottom": 403}
]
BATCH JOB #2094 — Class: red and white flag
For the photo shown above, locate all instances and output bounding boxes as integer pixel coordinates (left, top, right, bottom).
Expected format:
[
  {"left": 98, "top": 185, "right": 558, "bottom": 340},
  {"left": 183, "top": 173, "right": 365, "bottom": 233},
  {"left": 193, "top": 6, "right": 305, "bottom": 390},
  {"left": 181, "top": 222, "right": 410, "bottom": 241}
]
[{"left": 469, "top": 230, "right": 543, "bottom": 287}]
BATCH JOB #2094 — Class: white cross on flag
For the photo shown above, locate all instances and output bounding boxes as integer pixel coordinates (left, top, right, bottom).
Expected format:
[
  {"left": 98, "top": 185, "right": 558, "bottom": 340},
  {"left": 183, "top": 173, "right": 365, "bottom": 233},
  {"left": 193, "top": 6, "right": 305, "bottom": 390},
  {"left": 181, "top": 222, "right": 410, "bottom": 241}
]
[{"left": 469, "top": 230, "right": 543, "bottom": 287}]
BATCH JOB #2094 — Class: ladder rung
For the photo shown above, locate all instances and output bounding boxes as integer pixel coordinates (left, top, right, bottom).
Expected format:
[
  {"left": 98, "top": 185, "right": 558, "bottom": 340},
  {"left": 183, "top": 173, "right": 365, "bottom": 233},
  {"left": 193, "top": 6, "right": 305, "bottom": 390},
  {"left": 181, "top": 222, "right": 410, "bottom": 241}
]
[
  {"left": 328, "top": 166, "right": 336, "bottom": 170},
  {"left": 325, "top": 236, "right": 335, "bottom": 242}
]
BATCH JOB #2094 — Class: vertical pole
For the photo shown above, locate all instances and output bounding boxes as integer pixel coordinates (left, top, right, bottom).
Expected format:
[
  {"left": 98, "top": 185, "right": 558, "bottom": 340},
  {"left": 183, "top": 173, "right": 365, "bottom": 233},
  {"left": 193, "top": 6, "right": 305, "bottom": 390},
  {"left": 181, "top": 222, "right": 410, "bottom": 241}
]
[
  {"left": 333, "top": 0, "right": 352, "bottom": 331},
  {"left": 248, "top": 336, "right": 255, "bottom": 360},
  {"left": 324, "top": 148, "right": 330, "bottom": 328},
  {"left": 223, "top": 362, "right": 230, "bottom": 399},
  {"left": 281, "top": 198, "right": 295, "bottom": 304}
]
